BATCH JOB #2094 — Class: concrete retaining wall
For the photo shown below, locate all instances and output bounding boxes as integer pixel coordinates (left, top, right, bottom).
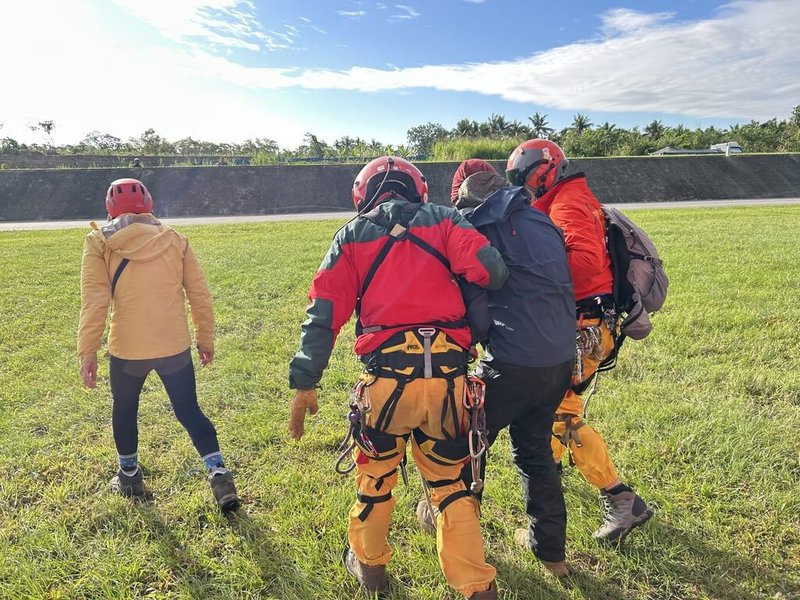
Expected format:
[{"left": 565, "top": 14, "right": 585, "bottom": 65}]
[{"left": 1, "top": 154, "right": 798, "bottom": 221}]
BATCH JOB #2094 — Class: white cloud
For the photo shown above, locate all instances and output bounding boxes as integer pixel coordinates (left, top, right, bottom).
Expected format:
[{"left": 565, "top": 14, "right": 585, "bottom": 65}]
[
  {"left": 111, "top": 0, "right": 295, "bottom": 51},
  {"left": 2, "top": 0, "right": 798, "bottom": 149},
  {"left": 388, "top": 4, "right": 419, "bottom": 22},
  {"left": 464, "top": 0, "right": 486, "bottom": 4},
  {"left": 0, "top": 1, "right": 307, "bottom": 146},
  {"left": 600, "top": 8, "right": 675, "bottom": 33},
  {"left": 208, "top": 0, "right": 795, "bottom": 121},
  {"left": 337, "top": 10, "right": 367, "bottom": 19}
]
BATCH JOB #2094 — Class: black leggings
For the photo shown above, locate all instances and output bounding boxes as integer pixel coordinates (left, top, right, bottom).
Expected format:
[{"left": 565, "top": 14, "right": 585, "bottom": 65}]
[{"left": 109, "top": 349, "right": 220, "bottom": 458}]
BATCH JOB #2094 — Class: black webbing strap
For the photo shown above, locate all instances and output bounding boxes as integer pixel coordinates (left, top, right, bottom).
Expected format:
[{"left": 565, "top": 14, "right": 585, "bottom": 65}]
[
  {"left": 405, "top": 231, "right": 450, "bottom": 271},
  {"left": 374, "top": 378, "right": 408, "bottom": 432},
  {"left": 426, "top": 477, "right": 462, "bottom": 488},
  {"left": 440, "top": 378, "right": 459, "bottom": 440},
  {"left": 356, "top": 206, "right": 452, "bottom": 331},
  {"left": 373, "top": 467, "right": 398, "bottom": 491},
  {"left": 356, "top": 492, "right": 393, "bottom": 521},
  {"left": 359, "top": 235, "right": 398, "bottom": 307},
  {"left": 438, "top": 489, "right": 471, "bottom": 513},
  {"left": 111, "top": 258, "right": 130, "bottom": 297}
]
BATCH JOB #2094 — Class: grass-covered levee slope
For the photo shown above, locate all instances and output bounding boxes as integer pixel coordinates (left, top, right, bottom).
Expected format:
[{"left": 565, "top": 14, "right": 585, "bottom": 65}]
[{"left": 0, "top": 206, "right": 798, "bottom": 600}]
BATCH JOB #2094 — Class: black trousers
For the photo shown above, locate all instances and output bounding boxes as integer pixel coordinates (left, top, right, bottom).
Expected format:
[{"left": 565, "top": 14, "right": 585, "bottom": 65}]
[
  {"left": 109, "top": 349, "right": 220, "bottom": 459},
  {"left": 461, "top": 358, "right": 572, "bottom": 562}
]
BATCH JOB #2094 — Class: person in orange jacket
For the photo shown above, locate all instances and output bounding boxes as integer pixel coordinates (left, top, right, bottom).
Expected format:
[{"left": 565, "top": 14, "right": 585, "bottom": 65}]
[
  {"left": 506, "top": 140, "right": 653, "bottom": 545},
  {"left": 77, "top": 178, "right": 239, "bottom": 512}
]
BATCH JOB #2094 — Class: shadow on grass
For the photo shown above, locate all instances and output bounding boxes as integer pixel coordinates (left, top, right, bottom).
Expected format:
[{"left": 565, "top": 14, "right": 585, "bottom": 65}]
[
  {"left": 127, "top": 503, "right": 317, "bottom": 599},
  {"left": 562, "top": 477, "right": 798, "bottom": 599},
  {"left": 634, "top": 520, "right": 800, "bottom": 600},
  {"left": 223, "top": 507, "right": 323, "bottom": 599},
  {"left": 493, "top": 551, "right": 640, "bottom": 600}
]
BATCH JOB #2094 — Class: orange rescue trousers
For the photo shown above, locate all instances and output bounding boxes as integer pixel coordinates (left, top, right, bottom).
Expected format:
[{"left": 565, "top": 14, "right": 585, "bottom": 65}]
[
  {"left": 347, "top": 374, "right": 496, "bottom": 598},
  {"left": 551, "top": 316, "right": 620, "bottom": 490}
]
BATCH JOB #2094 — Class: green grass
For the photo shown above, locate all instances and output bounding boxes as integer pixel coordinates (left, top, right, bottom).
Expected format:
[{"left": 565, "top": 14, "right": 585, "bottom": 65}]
[{"left": 1, "top": 207, "right": 799, "bottom": 599}]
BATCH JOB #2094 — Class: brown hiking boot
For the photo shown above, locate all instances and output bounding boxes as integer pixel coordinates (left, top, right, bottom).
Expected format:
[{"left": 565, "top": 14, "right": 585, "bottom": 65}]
[
  {"left": 469, "top": 581, "right": 498, "bottom": 599},
  {"left": 514, "top": 528, "right": 570, "bottom": 578},
  {"left": 343, "top": 547, "right": 388, "bottom": 593},
  {"left": 415, "top": 498, "right": 436, "bottom": 534},
  {"left": 110, "top": 468, "right": 146, "bottom": 498},
  {"left": 541, "top": 560, "right": 570, "bottom": 578},
  {"left": 209, "top": 471, "right": 240, "bottom": 513}
]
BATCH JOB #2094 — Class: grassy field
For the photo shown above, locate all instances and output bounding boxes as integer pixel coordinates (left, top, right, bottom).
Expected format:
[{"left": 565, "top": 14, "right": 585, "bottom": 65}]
[{"left": 1, "top": 206, "right": 799, "bottom": 600}]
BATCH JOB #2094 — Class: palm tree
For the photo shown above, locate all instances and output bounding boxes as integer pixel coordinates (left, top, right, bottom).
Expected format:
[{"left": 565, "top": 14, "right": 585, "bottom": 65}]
[
  {"left": 487, "top": 113, "right": 510, "bottom": 138},
  {"left": 506, "top": 120, "right": 529, "bottom": 139},
  {"left": 571, "top": 113, "right": 593, "bottom": 135},
  {"left": 527, "top": 112, "right": 553, "bottom": 139},
  {"left": 644, "top": 119, "right": 666, "bottom": 139},
  {"left": 453, "top": 118, "right": 479, "bottom": 138},
  {"left": 598, "top": 122, "right": 617, "bottom": 154}
]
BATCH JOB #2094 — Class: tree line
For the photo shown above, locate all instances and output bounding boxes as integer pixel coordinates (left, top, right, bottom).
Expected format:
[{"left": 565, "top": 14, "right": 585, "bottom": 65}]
[{"left": 2, "top": 106, "right": 799, "bottom": 163}]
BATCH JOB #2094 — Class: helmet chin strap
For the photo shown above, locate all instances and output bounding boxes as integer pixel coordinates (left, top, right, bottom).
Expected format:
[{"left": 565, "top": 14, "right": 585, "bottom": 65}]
[{"left": 531, "top": 162, "right": 557, "bottom": 198}]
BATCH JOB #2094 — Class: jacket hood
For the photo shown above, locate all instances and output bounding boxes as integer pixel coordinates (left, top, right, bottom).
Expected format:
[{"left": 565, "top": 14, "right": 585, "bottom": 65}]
[
  {"left": 91, "top": 213, "right": 176, "bottom": 261},
  {"left": 451, "top": 159, "right": 497, "bottom": 202},
  {"left": 468, "top": 185, "right": 532, "bottom": 228},
  {"left": 455, "top": 171, "right": 509, "bottom": 210}
]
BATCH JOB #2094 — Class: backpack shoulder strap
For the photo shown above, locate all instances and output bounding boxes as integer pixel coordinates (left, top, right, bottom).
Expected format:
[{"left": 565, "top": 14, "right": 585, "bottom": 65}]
[{"left": 358, "top": 204, "right": 451, "bottom": 299}]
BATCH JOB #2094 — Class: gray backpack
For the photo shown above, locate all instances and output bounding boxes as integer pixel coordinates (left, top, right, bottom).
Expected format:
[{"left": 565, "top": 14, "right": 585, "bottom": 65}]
[{"left": 602, "top": 206, "right": 668, "bottom": 340}]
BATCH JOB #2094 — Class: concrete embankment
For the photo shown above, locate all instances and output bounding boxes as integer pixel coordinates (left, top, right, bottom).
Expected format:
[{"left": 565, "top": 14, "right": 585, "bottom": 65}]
[{"left": 1, "top": 154, "right": 798, "bottom": 221}]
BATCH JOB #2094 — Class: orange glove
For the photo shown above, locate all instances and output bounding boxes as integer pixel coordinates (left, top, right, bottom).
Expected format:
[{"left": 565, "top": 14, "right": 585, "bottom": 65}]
[{"left": 288, "top": 389, "right": 319, "bottom": 440}]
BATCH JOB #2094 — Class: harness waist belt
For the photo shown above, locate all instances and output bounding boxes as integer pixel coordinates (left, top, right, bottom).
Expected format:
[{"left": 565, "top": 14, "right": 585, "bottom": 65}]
[{"left": 361, "top": 319, "right": 467, "bottom": 335}]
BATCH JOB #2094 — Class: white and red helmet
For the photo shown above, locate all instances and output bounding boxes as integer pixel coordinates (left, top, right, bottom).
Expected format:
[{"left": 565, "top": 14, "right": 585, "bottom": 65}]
[
  {"left": 352, "top": 156, "right": 428, "bottom": 212},
  {"left": 105, "top": 178, "right": 153, "bottom": 218},
  {"left": 505, "top": 139, "right": 569, "bottom": 198}
]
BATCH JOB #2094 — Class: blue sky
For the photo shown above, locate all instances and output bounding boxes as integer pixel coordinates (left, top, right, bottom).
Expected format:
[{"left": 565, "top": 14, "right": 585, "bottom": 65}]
[{"left": 1, "top": 0, "right": 798, "bottom": 149}]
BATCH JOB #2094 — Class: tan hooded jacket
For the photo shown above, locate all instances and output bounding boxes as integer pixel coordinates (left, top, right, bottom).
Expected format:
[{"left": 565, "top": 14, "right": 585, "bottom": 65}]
[{"left": 77, "top": 214, "right": 214, "bottom": 363}]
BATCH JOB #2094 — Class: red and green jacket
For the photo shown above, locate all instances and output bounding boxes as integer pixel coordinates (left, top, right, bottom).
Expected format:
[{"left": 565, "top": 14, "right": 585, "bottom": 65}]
[{"left": 289, "top": 199, "right": 509, "bottom": 390}]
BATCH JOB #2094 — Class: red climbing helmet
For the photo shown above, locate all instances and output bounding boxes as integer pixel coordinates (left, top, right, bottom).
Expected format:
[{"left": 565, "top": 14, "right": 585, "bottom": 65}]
[
  {"left": 505, "top": 139, "right": 569, "bottom": 198},
  {"left": 352, "top": 156, "right": 428, "bottom": 212},
  {"left": 105, "top": 178, "right": 153, "bottom": 218}
]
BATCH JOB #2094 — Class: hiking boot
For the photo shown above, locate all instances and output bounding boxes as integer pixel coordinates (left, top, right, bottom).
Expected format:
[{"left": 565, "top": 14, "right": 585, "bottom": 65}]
[
  {"left": 593, "top": 487, "right": 653, "bottom": 545},
  {"left": 541, "top": 560, "right": 570, "bottom": 578},
  {"left": 415, "top": 499, "right": 436, "bottom": 534},
  {"left": 514, "top": 529, "right": 570, "bottom": 578},
  {"left": 469, "top": 581, "right": 498, "bottom": 600},
  {"left": 110, "top": 468, "right": 146, "bottom": 498},
  {"left": 209, "top": 471, "right": 240, "bottom": 513},
  {"left": 343, "top": 547, "right": 388, "bottom": 593}
]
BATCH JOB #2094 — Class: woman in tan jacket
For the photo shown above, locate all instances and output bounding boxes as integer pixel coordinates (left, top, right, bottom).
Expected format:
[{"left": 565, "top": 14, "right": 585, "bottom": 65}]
[{"left": 78, "top": 178, "right": 239, "bottom": 512}]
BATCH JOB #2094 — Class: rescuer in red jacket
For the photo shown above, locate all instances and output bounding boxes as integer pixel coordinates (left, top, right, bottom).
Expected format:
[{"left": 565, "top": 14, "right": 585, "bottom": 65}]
[
  {"left": 506, "top": 139, "right": 653, "bottom": 546},
  {"left": 288, "top": 157, "right": 508, "bottom": 599}
]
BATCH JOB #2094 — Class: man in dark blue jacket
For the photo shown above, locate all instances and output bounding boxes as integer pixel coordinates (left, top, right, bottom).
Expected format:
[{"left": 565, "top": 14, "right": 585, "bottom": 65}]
[{"left": 434, "top": 160, "right": 576, "bottom": 577}]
